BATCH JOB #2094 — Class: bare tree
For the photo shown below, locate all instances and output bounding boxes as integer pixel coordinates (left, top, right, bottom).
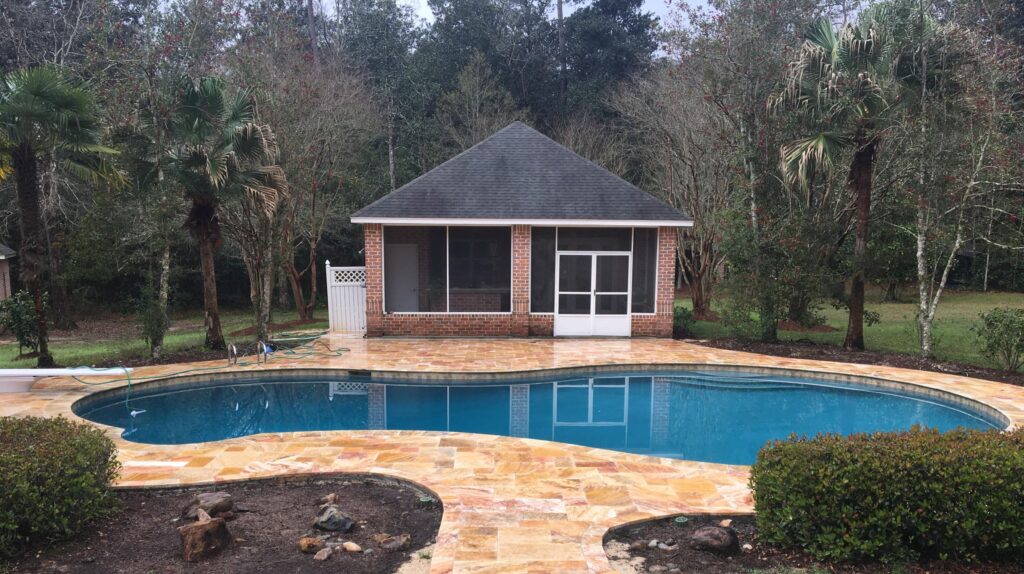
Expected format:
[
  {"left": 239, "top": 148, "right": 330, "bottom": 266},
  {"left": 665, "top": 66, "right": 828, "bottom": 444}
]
[{"left": 614, "top": 66, "right": 737, "bottom": 317}]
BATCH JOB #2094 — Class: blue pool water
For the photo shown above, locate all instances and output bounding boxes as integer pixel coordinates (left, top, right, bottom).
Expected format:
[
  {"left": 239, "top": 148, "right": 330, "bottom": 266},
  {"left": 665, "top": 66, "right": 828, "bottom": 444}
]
[{"left": 73, "top": 371, "right": 1001, "bottom": 465}]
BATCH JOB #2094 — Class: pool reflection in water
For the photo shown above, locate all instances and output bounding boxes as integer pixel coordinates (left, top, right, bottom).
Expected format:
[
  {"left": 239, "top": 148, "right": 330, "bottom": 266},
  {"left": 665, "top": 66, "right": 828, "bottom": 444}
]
[{"left": 75, "top": 372, "right": 999, "bottom": 465}]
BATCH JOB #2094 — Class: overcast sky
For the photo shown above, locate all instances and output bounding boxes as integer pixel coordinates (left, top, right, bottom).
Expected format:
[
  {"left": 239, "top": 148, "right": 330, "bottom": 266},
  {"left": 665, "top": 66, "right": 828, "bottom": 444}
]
[{"left": 397, "top": 0, "right": 685, "bottom": 27}]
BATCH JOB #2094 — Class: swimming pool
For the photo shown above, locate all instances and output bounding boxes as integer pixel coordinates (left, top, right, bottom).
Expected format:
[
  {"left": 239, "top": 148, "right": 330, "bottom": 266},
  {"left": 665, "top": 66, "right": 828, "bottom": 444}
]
[{"left": 73, "top": 370, "right": 1002, "bottom": 465}]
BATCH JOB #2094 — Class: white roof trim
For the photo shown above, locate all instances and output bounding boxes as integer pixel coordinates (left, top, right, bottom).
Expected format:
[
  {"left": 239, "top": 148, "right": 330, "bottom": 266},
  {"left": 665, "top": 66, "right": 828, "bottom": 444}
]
[{"left": 350, "top": 217, "right": 693, "bottom": 228}]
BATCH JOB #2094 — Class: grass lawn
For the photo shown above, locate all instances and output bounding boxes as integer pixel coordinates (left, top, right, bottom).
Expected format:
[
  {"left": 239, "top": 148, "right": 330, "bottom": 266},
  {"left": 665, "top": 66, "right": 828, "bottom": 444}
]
[
  {"left": 0, "top": 309, "right": 328, "bottom": 369},
  {"left": 678, "top": 289, "right": 1024, "bottom": 370}
]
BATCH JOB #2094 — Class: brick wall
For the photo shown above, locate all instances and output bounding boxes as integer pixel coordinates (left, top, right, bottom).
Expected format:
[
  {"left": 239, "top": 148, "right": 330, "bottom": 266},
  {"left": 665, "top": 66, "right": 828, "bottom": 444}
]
[
  {"left": 362, "top": 224, "right": 677, "bottom": 338},
  {"left": 631, "top": 227, "right": 676, "bottom": 337}
]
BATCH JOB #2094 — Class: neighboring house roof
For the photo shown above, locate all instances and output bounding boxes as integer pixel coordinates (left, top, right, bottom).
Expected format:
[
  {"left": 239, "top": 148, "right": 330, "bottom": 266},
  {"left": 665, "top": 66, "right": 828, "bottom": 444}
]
[
  {"left": 351, "top": 122, "right": 691, "bottom": 227},
  {"left": 0, "top": 243, "right": 14, "bottom": 260}
]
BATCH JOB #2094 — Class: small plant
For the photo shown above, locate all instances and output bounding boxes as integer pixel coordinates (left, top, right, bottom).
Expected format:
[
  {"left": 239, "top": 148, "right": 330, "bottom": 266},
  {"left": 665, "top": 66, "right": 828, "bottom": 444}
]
[
  {"left": 0, "top": 290, "right": 44, "bottom": 356},
  {"left": 750, "top": 427, "right": 1024, "bottom": 563},
  {"left": 975, "top": 308, "right": 1024, "bottom": 372},
  {"left": 672, "top": 306, "right": 695, "bottom": 338},
  {"left": 0, "top": 416, "right": 120, "bottom": 557},
  {"left": 136, "top": 284, "right": 169, "bottom": 360}
]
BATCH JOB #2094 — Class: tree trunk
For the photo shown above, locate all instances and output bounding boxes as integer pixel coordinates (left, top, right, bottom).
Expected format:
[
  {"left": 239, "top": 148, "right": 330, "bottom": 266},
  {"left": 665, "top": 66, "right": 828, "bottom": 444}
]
[
  {"left": 190, "top": 202, "right": 226, "bottom": 350},
  {"left": 47, "top": 226, "right": 76, "bottom": 330},
  {"left": 12, "top": 143, "right": 55, "bottom": 367},
  {"left": 151, "top": 243, "right": 171, "bottom": 359},
  {"left": 277, "top": 267, "right": 291, "bottom": 310},
  {"left": 883, "top": 281, "right": 900, "bottom": 303},
  {"left": 843, "top": 136, "right": 876, "bottom": 351},
  {"left": 386, "top": 109, "right": 397, "bottom": 192},
  {"left": 41, "top": 157, "right": 76, "bottom": 330}
]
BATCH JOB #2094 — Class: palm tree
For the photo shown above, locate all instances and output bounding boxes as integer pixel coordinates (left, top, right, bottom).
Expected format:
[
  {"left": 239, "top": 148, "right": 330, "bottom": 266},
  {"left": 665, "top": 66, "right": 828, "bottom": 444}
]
[
  {"left": 772, "top": 7, "right": 924, "bottom": 350},
  {"left": 167, "top": 76, "right": 286, "bottom": 350},
  {"left": 0, "top": 67, "right": 115, "bottom": 367}
]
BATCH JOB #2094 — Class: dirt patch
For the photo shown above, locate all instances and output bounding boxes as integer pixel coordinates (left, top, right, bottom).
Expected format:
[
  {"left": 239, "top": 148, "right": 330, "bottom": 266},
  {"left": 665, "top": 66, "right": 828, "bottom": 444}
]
[
  {"left": 228, "top": 318, "right": 322, "bottom": 337},
  {"left": 777, "top": 319, "right": 837, "bottom": 333},
  {"left": 90, "top": 345, "right": 248, "bottom": 368},
  {"left": 10, "top": 474, "right": 442, "bottom": 574},
  {"left": 692, "top": 338, "right": 1024, "bottom": 388},
  {"left": 605, "top": 514, "right": 1024, "bottom": 574}
]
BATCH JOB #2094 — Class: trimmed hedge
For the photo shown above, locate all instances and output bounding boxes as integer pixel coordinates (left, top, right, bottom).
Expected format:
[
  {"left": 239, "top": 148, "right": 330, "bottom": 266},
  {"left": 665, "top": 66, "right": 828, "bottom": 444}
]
[
  {"left": 0, "top": 416, "right": 120, "bottom": 558},
  {"left": 750, "top": 427, "right": 1024, "bottom": 563}
]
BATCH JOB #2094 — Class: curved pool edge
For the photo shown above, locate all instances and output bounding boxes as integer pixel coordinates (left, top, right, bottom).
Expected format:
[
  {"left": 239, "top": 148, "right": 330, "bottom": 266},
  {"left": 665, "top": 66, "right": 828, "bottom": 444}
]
[
  {"left": 68, "top": 362, "right": 1014, "bottom": 434},
  {"left": 10, "top": 338, "right": 1024, "bottom": 574}
]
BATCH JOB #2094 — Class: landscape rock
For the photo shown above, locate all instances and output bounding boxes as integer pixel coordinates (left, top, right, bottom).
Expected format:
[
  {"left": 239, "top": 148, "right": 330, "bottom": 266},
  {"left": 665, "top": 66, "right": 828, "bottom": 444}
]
[
  {"left": 647, "top": 539, "right": 659, "bottom": 548},
  {"left": 741, "top": 543, "right": 754, "bottom": 552},
  {"left": 718, "top": 519, "right": 733, "bottom": 528},
  {"left": 313, "top": 548, "right": 333, "bottom": 561},
  {"left": 182, "top": 492, "right": 234, "bottom": 520},
  {"left": 341, "top": 541, "right": 362, "bottom": 552},
  {"left": 298, "top": 536, "right": 325, "bottom": 554},
  {"left": 178, "top": 517, "right": 232, "bottom": 562},
  {"left": 380, "top": 533, "right": 411, "bottom": 550},
  {"left": 314, "top": 505, "right": 354, "bottom": 532},
  {"left": 319, "top": 493, "right": 339, "bottom": 506},
  {"left": 689, "top": 526, "right": 739, "bottom": 555}
]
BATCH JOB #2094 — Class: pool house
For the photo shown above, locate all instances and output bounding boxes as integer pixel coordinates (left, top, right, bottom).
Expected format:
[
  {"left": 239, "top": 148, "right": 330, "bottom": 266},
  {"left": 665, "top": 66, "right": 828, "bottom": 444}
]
[{"left": 347, "top": 122, "right": 692, "bottom": 337}]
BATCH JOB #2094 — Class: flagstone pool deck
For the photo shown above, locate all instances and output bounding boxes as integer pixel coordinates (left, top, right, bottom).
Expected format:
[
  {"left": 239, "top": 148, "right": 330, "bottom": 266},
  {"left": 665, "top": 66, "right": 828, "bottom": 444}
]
[{"left": 3, "top": 337, "right": 1023, "bottom": 574}]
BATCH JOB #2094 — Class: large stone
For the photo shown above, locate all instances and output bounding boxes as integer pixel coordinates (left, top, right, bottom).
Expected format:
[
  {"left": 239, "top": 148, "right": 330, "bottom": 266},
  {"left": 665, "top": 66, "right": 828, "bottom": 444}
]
[
  {"left": 313, "top": 547, "right": 333, "bottom": 561},
  {"left": 314, "top": 505, "right": 354, "bottom": 532},
  {"left": 689, "top": 526, "right": 739, "bottom": 555},
  {"left": 178, "top": 517, "right": 232, "bottom": 562},
  {"left": 298, "top": 536, "right": 325, "bottom": 554},
  {"left": 182, "top": 492, "right": 234, "bottom": 520}
]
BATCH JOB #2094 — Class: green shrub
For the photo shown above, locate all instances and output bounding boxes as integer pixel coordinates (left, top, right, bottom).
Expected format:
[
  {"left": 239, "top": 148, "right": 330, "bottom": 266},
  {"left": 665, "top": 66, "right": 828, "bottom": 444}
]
[
  {"left": 673, "top": 306, "right": 695, "bottom": 338},
  {"left": 975, "top": 308, "right": 1024, "bottom": 372},
  {"left": 750, "top": 427, "right": 1024, "bottom": 563},
  {"left": 0, "top": 416, "right": 120, "bottom": 558},
  {"left": 0, "top": 291, "right": 43, "bottom": 355}
]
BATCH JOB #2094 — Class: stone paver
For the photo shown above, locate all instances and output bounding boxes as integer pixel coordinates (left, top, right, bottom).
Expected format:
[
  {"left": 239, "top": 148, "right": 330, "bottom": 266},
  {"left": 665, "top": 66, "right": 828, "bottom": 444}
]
[{"left": 2, "top": 337, "right": 1022, "bottom": 574}]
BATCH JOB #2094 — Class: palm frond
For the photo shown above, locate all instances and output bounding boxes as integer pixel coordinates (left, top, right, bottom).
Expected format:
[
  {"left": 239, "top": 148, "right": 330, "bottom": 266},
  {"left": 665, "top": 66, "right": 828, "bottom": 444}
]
[{"left": 780, "top": 133, "right": 851, "bottom": 190}]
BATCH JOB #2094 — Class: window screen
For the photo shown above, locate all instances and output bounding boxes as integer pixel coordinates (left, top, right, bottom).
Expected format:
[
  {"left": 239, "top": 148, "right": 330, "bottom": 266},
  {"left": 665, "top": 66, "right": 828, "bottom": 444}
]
[
  {"left": 557, "top": 227, "right": 631, "bottom": 251},
  {"left": 383, "top": 226, "right": 447, "bottom": 312},
  {"left": 530, "top": 227, "right": 555, "bottom": 312},
  {"left": 631, "top": 228, "right": 658, "bottom": 313},
  {"left": 448, "top": 226, "right": 511, "bottom": 312}
]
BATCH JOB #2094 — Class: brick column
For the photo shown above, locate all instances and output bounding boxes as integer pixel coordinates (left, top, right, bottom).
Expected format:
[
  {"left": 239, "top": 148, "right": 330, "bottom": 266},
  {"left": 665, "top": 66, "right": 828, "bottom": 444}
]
[
  {"left": 653, "top": 227, "right": 677, "bottom": 337},
  {"left": 363, "top": 224, "right": 384, "bottom": 336},
  {"left": 511, "top": 225, "right": 531, "bottom": 337}
]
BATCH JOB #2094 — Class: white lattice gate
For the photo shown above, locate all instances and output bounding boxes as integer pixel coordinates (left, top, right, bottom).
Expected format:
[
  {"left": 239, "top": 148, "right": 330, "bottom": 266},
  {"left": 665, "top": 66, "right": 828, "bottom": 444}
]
[{"left": 326, "top": 261, "right": 366, "bottom": 333}]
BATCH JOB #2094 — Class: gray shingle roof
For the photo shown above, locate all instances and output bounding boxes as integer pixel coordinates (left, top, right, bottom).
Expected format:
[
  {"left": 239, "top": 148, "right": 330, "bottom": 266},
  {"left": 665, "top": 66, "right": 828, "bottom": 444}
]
[
  {"left": 352, "top": 122, "right": 691, "bottom": 224},
  {"left": 0, "top": 243, "right": 14, "bottom": 259}
]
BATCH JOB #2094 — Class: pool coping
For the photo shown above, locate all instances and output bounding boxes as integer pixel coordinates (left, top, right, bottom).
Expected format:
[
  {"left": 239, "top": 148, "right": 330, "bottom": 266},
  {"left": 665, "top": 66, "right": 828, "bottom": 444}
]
[{"left": 4, "top": 337, "right": 1024, "bottom": 574}]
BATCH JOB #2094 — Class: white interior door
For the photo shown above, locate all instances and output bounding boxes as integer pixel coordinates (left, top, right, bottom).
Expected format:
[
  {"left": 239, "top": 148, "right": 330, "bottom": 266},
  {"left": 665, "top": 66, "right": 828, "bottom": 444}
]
[
  {"left": 554, "top": 253, "right": 631, "bottom": 336},
  {"left": 384, "top": 243, "right": 419, "bottom": 312}
]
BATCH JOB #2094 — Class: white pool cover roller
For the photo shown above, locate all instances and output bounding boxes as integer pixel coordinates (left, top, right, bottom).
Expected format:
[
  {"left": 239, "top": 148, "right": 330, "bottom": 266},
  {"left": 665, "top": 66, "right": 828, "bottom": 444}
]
[{"left": 0, "top": 368, "right": 132, "bottom": 393}]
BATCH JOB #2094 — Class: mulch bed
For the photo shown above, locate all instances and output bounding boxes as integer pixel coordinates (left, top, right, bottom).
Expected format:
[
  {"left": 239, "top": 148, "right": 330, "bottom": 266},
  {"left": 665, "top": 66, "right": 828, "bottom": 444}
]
[
  {"left": 605, "top": 514, "right": 1024, "bottom": 574},
  {"left": 10, "top": 475, "right": 442, "bottom": 574},
  {"left": 691, "top": 337, "right": 1024, "bottom": 388}
]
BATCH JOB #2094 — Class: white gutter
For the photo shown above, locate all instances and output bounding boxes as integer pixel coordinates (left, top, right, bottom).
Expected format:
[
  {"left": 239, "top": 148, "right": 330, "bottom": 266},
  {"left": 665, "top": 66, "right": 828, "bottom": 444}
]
[
  {"left": 350, "top": 217, "right": 694, "bottom": 227},
  {"left": 0, "top": 367, "right": 132, "bottom": 393}
]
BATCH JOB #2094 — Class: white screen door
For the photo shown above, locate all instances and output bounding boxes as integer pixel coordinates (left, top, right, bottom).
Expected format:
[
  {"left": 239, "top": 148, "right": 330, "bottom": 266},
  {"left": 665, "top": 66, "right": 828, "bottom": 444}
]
[{"left": 554, "top": 253, "right": 631, "bottom": 336}]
